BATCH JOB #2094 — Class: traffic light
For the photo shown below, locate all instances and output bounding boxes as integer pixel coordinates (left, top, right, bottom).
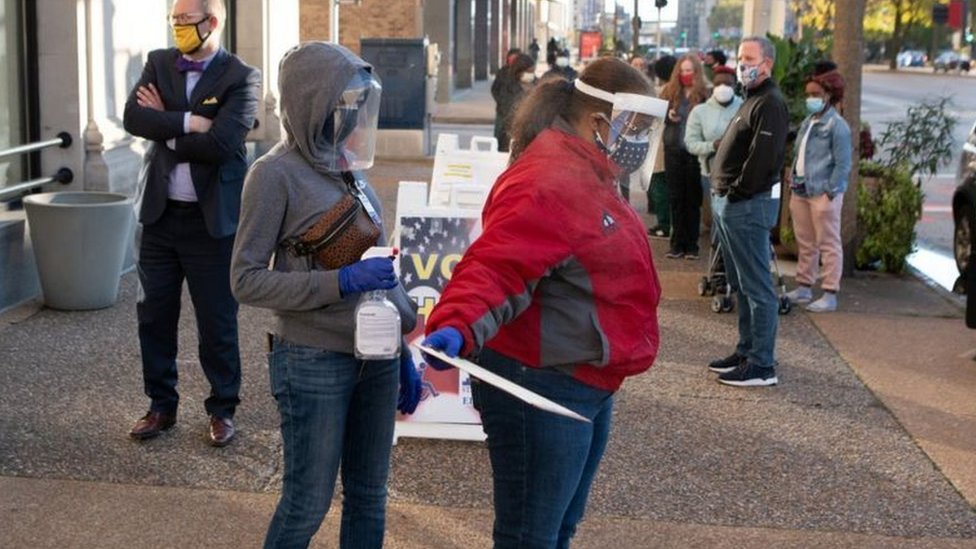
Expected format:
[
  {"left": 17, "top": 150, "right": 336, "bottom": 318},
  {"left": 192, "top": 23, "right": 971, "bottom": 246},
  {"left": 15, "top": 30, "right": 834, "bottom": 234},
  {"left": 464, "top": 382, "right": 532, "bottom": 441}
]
[
  {"left": 680, "top": 30, "right": 687, "bottom": 39},
  {"left": 933, "top": 3, "right": 949, "bottom": 25},
  {"left": 655, "top": 0, "right": 668, "bottom": 8}
]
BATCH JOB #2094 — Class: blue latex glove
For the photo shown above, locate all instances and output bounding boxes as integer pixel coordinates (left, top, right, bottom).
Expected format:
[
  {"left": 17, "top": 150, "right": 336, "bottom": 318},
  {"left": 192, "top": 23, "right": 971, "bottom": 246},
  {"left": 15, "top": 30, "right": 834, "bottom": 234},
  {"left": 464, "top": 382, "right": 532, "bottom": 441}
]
[
  {"left": 338, "top": 257, "right": 397, "bottom": 296},
  {"left": 421, "top": 327, "right": 464, "bottom": 371},
  {"left": 398, "top": 347, "right": 422, "bottom": 415}
]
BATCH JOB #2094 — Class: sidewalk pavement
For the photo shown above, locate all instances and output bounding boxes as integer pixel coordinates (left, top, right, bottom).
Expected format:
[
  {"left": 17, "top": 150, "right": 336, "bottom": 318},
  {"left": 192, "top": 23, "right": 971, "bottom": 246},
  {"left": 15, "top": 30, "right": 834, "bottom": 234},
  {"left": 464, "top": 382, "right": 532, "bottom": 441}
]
[{"left": 2, "top": 86, "right": 976, "bottom": 548}]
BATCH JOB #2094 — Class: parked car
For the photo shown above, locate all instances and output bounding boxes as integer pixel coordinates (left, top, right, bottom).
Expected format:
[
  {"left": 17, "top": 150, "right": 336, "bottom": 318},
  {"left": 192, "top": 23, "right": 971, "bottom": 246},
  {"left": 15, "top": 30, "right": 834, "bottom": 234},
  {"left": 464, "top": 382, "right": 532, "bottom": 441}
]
[
  {"left": 952, "top": 119, "right": 976, "bottom": 291},
  {"left": 897, "top": 49, "right": 926, "bottom": 67},
  {"left": 933, "top": 51, "right": 971, "bottom": 73}
]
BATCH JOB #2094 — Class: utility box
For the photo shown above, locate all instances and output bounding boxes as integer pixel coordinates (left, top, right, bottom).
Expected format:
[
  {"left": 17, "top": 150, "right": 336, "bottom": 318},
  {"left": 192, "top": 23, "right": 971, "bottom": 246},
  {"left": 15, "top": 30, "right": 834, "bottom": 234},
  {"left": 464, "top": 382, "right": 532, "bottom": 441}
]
[
  {"left": 361, "top": 38, "right": 430, "bottom": 130},
  {"left": 361, "top": 38, "right": 438, "bottom": 157}
]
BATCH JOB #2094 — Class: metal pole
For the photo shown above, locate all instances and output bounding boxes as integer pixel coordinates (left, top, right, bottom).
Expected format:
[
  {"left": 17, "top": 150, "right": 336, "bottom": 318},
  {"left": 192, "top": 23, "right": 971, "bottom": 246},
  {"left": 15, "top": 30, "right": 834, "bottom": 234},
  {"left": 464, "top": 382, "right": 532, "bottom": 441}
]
[
  {"left": 656, "top": 7, "right": 662, "bottom": 58},
  {"left": 632, "top": 0, "right": 640, "bottom": 55},
  {"left": 332, "top": 0, "right": 340, "bottom": 44},
  {"left": 0, "top": 134, "right": 71, "bottom": 162}
]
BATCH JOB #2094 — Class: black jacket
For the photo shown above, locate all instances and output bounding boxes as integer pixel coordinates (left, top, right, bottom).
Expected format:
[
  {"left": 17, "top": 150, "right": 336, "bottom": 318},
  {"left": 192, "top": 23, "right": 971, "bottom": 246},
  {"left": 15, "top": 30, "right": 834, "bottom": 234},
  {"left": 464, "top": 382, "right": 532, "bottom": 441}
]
[
  {"left": 123, "top": 48, "right": 260, "bottom": 238},
  {"left": 710, "top": 78, "right": 788, "bottom": 201}
]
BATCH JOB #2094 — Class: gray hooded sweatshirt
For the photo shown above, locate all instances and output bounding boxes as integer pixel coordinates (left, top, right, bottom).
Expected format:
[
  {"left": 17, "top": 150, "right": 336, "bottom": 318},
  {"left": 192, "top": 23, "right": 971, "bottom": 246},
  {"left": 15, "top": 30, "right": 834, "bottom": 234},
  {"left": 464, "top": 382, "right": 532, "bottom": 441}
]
[{"left": 231, "top": 42, "right": 416, "bottom": 352}]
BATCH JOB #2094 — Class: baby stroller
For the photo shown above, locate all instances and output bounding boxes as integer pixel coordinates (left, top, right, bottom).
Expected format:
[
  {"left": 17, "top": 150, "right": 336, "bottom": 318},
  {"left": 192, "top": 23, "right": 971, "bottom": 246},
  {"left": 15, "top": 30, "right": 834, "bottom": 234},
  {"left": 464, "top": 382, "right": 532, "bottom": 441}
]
[{"left": 697, "top": 237, "right": 792, "bottom": 315}]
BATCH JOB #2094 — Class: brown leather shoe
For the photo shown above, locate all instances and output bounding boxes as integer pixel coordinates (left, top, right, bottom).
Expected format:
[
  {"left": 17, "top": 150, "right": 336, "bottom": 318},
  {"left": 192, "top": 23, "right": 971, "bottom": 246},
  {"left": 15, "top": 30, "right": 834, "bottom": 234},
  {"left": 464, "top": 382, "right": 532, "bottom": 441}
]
[
  {"left": 209, "top": 416, "right": 235, "bottom": 447},
  {"left": 130, "top": 411, "right": 177, "bottom": 440}
]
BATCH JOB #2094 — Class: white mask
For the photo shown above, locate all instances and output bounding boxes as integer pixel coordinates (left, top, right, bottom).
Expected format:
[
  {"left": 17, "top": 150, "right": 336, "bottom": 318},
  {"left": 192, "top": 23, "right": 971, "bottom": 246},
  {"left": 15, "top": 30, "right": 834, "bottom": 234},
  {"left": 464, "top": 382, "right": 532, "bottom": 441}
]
[
  {"left": 713, "top": 84, "right": 735, "bottom": 104},
  {"left": 520, "top": 72, "right": 535, "bottom": 83},
  {"left": 556, "top": 57, "right": 570, "bottom": 68}
]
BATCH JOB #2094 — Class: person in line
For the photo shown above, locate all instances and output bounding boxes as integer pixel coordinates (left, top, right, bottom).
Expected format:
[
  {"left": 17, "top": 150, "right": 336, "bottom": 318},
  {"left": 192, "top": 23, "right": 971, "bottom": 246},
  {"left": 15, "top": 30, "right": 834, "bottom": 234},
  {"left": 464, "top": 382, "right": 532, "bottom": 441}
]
[
  {"left": 660, "top": 53, "right": 709, "bottom": 259},
  {"left": 684, "top": 65, "right": 742, "bottom": 236},
  {"left": 646, "top": 55, "right": 676, "bottom": 239},
  {"left": 708, "top": 36, "right": 789, "bottom": 387},
  {"left": 546, "top": 37, "right": 560, "bottom": 68},
  {"left": 231, "top": 42, "right": 420, "bottom": 549},
  {"left": 421, "top": 58, "right": 662, "bottom": 548},
  {"left": 123, "top": 0, "right": 260, "bottom": 446},
  {"left": 529, "top": 38, "right": 541, "bottom": 62},
  {"left": 491, "top": 53, "right": 536, "bottom": 152},
  {"left": 785, "top": 69, "right": 852, "bottom": 313},
  {"left": 614, "top": 54, "right": 652, "bottom": 200},
  {"left": 541, "top": 48, "right": 577, "bottom": 82},
  {"left": 703, "top": 49, "right": 728, "bottom": 80}
]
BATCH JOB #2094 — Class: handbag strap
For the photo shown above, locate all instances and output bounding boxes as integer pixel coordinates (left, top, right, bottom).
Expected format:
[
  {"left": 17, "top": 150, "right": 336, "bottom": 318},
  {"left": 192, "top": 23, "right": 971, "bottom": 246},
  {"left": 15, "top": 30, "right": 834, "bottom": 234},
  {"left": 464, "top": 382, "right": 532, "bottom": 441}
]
[{"left": 342, "top": 171, "right": 382, "bottom": 226}]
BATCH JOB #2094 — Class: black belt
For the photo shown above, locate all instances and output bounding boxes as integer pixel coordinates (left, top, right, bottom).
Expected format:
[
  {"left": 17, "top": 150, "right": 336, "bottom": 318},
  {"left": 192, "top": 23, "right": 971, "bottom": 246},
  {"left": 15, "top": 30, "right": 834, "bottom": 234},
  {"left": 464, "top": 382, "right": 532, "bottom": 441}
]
[{"left": 166, "top": 199, "right": 199, "bottom": 210}]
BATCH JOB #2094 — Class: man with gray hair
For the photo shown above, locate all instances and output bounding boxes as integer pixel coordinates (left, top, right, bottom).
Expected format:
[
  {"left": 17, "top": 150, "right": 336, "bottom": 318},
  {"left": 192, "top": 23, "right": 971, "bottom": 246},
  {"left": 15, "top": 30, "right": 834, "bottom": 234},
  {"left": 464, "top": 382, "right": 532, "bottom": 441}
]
[
  {"left": 124, "top": 0, "right": 260, "bottom": 445},
  {"left": 706, "top": 36, "right": 789, "bottom": 387}
]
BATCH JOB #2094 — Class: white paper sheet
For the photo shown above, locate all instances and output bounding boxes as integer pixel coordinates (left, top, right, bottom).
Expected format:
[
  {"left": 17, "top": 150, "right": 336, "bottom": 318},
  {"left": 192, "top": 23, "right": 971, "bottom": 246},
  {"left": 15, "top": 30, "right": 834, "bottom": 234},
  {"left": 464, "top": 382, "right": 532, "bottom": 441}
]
[{"left": 415, "top": 344, "right": 591, "bottom": 423}]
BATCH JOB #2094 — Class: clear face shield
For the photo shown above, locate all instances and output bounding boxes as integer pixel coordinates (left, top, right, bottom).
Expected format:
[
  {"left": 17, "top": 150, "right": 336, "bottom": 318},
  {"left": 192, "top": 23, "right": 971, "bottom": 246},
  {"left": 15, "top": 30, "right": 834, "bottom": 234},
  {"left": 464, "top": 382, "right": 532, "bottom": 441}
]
[
  {"left": 326, "top": 69, "right": 383, "bottom": 171},
  {"left": 575, "top": 80, "right": 668, "bottom": 177}
]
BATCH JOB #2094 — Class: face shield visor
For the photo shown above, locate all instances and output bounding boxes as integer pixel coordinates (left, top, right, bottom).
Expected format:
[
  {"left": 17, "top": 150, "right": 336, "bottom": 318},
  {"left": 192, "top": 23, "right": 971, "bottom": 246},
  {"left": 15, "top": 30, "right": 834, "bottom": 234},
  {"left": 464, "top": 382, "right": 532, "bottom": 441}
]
[
  {"left": 575, "top": 79, "right": 668, "bottom": 177},
  {"left": 324, "top": 69, "right": 382, "bottom": 171}
]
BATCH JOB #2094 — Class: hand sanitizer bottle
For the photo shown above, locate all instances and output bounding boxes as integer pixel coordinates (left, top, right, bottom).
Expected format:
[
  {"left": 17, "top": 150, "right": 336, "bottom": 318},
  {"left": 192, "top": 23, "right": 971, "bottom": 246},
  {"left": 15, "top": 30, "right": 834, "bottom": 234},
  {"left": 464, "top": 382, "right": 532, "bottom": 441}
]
[{"left": 354, "top": 247, "right": 401, "bottom": 360}]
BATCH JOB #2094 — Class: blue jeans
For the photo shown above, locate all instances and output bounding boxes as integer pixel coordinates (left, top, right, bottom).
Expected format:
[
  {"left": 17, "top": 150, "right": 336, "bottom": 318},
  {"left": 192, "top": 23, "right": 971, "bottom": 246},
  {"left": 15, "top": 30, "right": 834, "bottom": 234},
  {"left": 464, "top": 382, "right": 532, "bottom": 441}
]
[
  {"left": 473, "top": 348, "right": 614, "bottom": 549},
  {"left": 263, "top": 337, "right": 398, "bottom": 549},
  {"left": 712, "top": 193, "right": 780, "bottom": 367}
]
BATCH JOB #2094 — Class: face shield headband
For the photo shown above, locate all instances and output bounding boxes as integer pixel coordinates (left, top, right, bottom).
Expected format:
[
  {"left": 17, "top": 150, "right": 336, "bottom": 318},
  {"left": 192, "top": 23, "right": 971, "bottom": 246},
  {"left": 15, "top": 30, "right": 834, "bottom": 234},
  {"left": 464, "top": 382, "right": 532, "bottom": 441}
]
[
  {"left": 574, "top": 79, "right": 668, "bottom": 176},
  {"left": 322, "top": 69, "right": 383, "bottom": 171}
]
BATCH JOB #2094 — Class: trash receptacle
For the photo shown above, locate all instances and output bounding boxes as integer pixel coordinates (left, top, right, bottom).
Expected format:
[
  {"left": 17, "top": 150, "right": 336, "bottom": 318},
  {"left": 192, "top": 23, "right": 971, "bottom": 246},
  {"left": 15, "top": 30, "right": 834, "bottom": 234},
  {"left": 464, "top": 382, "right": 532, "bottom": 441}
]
[{"left": 23, "top": 191, "right": 133, "bottom": 310}]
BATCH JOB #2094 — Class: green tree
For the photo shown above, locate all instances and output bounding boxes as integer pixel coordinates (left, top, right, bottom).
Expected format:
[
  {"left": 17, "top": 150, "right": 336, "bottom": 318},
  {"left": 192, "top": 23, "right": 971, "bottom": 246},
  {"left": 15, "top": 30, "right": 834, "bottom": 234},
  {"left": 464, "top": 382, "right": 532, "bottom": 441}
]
[
  {"left": 707, "top": 0, "right": 744, "bottom": 48},
  {"left": 834, "top": 0, "right": 868, "bottom": 275}
]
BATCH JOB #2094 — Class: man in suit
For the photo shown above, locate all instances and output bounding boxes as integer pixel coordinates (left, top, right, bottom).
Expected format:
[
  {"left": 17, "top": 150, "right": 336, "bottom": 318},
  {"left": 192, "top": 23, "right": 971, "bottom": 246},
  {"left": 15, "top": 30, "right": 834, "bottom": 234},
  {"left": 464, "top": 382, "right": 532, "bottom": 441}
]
[{"left": 122, "top": 0, "right": 259, "bottom": 446}]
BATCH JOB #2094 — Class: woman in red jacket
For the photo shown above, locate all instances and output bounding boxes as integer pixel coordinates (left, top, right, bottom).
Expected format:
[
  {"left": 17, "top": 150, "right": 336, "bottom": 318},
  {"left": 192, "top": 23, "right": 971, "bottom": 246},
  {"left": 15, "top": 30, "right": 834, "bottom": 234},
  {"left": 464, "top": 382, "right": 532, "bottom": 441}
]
[{"left": 422, "top": 57, "right": 663, "bottom": 548}]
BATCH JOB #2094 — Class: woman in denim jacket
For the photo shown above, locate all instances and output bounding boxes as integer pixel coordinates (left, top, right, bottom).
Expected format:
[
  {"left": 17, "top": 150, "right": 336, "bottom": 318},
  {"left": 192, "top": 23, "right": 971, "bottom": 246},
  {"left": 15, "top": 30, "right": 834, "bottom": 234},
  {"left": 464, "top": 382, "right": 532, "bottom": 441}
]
[{"left": 785, "top": 70, "right": 852, "bottom": 312}]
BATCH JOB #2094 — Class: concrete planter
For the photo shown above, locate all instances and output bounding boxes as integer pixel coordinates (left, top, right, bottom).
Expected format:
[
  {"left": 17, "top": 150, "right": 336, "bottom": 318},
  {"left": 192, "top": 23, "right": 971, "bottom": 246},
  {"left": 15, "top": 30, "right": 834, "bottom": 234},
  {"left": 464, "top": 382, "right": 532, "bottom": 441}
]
[{"left": 23, "top": 192, "right": 133, "bottom": 310}]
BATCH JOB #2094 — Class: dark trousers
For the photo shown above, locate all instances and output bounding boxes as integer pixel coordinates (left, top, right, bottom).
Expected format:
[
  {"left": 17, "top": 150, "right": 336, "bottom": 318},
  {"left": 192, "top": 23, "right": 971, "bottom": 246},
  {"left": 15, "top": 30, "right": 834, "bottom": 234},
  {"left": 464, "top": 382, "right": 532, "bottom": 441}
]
[
  {"left": 648, "top": 172, "right": 670, "bottom": 226},
  {"left": 137, "top": 201, "right": 241, "bottom": 419},
  {"left": 665, "top": 149, "right": 702, "bottom": 254}
]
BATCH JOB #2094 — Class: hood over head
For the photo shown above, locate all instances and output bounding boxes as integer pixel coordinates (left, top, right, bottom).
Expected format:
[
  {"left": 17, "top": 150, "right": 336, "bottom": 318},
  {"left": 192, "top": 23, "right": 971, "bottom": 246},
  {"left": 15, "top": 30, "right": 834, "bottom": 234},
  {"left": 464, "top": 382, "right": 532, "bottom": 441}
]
[{"left": 278, "top": 41, "right": 376, "bottom": 174}]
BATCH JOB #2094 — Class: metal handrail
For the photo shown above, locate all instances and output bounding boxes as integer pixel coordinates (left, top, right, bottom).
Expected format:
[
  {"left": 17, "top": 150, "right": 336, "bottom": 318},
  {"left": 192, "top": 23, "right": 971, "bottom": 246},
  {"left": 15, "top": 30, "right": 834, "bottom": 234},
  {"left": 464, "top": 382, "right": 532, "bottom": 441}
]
[
  {"left": 0, "top": 132, "right": 72, "bottom": 161},
  {"left": 0, "top": 132, "right": 74, "bottom": 202},
  {"left": 0, "top": 169, "right": 74, "bottom": 202}
]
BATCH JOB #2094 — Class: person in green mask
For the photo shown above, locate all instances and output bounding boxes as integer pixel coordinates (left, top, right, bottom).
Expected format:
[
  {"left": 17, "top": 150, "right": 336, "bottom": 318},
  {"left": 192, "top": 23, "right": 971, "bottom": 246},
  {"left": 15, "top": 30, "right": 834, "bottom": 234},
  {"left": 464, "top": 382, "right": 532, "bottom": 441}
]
[{"left": 122, "top": 0, "right": 260, "bottom": 448}]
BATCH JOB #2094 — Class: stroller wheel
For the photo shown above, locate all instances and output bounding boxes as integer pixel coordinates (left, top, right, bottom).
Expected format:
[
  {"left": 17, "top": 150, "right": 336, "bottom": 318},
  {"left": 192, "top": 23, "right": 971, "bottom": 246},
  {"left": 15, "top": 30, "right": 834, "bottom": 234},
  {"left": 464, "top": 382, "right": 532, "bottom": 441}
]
[
  {"left": 698, "top": 277, "right": 711, "bottom": 297},
  {"left": 778, "top": 296, "right": 792, "bottom": 315},
  {"left": 712, "top": 295, "right": 735, "bottom": 313}
]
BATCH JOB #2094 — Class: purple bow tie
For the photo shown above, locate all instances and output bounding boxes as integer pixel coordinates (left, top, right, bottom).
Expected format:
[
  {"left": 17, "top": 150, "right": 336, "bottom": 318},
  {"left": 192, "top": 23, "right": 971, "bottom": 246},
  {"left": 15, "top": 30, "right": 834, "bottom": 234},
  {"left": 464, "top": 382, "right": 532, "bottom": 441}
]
[{"left": 176, "top": 57, "right": 206, "bottom": 73}]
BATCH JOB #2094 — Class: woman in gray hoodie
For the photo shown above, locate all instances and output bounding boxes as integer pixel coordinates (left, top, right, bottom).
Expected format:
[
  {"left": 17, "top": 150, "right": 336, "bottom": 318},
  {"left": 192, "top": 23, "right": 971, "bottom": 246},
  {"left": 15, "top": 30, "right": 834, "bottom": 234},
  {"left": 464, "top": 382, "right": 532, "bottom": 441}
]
[{"left": 230, "top": 42, "right": 419, "bottom": 549}]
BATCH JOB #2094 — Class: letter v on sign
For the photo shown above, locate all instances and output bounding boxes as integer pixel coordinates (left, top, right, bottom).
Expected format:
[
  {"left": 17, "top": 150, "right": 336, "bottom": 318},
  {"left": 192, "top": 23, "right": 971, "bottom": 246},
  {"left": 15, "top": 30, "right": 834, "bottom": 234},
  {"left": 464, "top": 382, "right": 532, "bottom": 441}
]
[{"left": 411, "top": 254, "right": 438, "bottom": 280}]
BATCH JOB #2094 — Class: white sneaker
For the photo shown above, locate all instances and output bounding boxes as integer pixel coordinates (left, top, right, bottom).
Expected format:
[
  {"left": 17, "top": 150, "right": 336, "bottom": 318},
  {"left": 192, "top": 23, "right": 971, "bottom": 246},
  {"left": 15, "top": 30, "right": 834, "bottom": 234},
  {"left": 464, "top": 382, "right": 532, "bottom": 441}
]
[
  {"left": 806, "top": 293, "right": 837, "bottom": 313},
  {"left": 784, "top": 286, "right": 813, "bottom": 304}
]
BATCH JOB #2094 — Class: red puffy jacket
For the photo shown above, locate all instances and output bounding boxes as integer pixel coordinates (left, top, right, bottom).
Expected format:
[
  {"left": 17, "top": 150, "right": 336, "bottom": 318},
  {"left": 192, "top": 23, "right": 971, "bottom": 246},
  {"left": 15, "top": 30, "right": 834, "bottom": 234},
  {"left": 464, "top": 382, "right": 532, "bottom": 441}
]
[{"left": 425, "top": 127, "right": 661, "bottom": 392}]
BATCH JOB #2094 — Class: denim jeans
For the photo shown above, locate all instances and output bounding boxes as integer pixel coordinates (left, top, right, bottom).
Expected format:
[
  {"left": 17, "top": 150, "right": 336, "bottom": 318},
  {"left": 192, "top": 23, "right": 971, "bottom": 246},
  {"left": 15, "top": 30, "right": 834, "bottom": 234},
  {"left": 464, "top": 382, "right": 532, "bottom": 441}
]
[
  {"left": 712, "top": 193, "right": 780, "bottom": 367},
  {"left": 263, "top": 336, "right": 398, "bottom": 549},
  {"left": 473, "top": 348, "right": 614, "bottom": 549}
]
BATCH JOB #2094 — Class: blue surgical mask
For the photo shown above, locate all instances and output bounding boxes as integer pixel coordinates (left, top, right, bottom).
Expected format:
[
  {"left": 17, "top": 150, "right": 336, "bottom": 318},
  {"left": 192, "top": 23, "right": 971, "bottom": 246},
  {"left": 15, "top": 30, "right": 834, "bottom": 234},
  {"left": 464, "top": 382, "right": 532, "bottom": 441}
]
[{"left": 805, "top": 97, "right": 826, "bottom": 114}]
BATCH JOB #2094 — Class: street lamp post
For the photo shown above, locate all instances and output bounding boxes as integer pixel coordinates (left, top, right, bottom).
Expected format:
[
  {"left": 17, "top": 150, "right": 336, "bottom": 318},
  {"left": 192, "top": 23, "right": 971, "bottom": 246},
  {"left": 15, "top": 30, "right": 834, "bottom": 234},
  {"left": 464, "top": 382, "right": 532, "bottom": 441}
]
[{"left": 656, "top": 7, "right": 663, "bottom": 58}]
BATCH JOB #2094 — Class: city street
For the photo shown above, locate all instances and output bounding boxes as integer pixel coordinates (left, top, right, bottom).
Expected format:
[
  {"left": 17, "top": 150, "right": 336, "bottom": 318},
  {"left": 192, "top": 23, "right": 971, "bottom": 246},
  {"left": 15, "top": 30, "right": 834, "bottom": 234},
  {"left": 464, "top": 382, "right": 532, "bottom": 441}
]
[{"left": 862, "top": 67, "right": 976, "bottom": 288}]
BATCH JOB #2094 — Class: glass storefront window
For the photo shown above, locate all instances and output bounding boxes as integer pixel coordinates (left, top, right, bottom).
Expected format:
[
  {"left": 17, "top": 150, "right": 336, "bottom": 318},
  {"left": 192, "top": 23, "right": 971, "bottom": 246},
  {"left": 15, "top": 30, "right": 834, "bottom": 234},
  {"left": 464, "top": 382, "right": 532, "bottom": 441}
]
[{"left": 0, "top": 0, "right": 25, "bottom": 195}]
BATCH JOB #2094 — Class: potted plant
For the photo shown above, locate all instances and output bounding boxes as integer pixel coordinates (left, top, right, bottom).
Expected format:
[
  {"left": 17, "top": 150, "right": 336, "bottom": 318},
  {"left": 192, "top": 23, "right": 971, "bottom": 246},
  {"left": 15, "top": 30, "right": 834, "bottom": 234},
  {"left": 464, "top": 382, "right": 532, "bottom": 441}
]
[{"left": 856, "top": 97, "right": 955, "bottom": 273}]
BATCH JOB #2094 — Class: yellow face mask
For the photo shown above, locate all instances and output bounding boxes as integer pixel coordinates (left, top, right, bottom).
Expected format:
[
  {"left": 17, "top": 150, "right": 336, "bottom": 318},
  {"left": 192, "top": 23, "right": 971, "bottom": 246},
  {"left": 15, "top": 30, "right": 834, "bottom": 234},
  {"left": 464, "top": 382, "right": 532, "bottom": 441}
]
[{"left": 172, "top": 20, "right": 211, "bottom": 55}]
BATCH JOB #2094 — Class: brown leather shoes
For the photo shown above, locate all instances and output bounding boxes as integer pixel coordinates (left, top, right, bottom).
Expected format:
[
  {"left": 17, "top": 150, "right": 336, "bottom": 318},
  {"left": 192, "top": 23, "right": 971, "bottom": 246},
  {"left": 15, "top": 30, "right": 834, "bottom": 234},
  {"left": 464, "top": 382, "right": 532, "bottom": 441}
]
[
  {"left": 129, "top": 411, "right": 177, "bottom": 440},
  {"left": 209, "top": 415, "right": 235, "bottom": 447}
]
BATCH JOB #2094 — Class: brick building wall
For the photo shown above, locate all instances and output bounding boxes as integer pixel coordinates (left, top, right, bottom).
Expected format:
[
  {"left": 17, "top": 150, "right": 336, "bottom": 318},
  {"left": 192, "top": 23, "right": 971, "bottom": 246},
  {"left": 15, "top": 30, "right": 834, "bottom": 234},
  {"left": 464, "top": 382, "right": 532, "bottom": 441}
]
[{"left": 299, "top": 0, "right": 423, "bottom": 55}]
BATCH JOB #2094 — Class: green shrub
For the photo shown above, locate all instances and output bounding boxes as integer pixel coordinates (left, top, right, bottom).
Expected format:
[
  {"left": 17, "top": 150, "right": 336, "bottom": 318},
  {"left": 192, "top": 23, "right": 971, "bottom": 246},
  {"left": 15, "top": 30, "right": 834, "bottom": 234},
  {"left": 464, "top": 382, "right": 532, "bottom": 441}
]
[{"left": 856, "top": 162, "right": 924, "bottom": 273}]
